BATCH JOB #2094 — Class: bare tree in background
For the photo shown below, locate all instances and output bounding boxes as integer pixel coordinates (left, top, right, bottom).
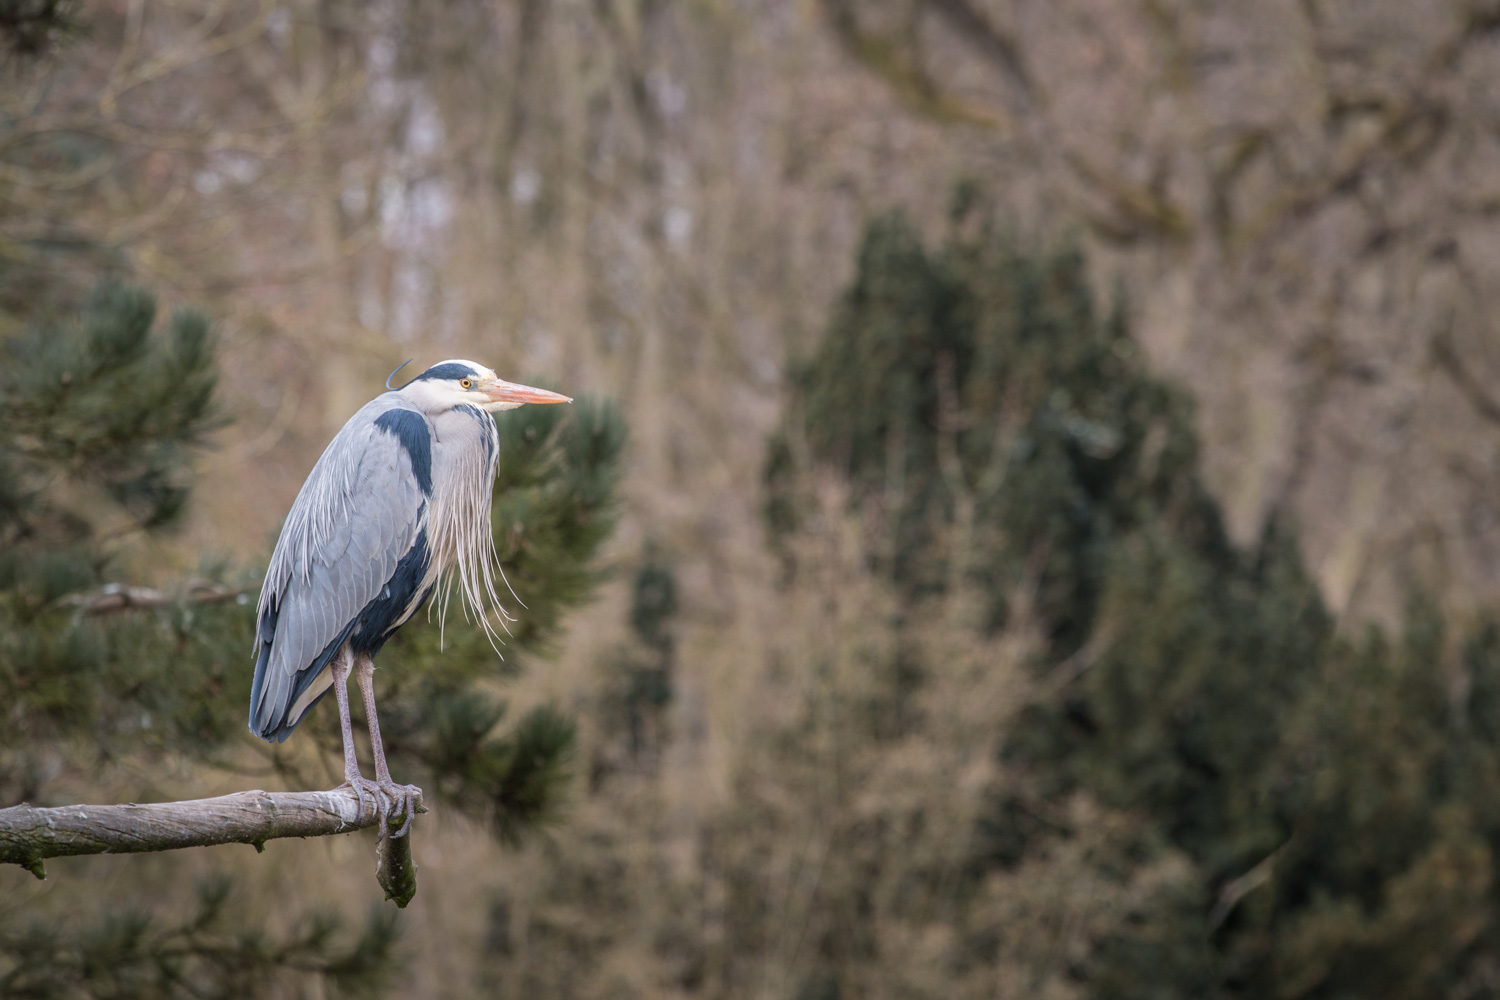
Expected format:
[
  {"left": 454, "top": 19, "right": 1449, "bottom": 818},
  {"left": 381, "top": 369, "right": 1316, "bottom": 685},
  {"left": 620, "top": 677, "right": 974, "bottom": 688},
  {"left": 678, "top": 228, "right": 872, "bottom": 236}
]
[
  {"left": 12, "top": 2, "right": 1500, "bottom": 996},
  {"left": 816, "top": 0, "right": 1500, "bottom": 623}
]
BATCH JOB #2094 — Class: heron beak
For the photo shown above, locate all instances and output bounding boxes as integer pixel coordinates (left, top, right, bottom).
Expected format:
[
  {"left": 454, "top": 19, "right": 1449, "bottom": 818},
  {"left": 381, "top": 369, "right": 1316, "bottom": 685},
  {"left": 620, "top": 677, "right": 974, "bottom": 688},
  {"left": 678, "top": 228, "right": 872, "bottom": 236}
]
[{"left": 484, "top": 379, "right": 572, "bottom": 405}]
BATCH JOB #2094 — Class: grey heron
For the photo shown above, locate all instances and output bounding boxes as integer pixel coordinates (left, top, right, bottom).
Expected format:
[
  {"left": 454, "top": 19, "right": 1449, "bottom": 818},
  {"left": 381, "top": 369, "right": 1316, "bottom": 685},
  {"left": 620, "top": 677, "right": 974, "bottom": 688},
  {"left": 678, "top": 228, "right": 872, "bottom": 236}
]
[{"left": 249, "top": 359, "right": 570, "bottom": 837}]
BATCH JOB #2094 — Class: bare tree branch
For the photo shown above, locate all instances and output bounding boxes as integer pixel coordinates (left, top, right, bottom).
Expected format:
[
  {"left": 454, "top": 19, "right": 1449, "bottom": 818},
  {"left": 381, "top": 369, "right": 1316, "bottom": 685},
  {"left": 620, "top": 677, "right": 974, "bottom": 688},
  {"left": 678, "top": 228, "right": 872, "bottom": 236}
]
[
  {"left": 1433, "top": 329, "right": 1500, "bottom": 428},
  {"left": 0, "top": 786, "right": 425, "bottom": 907},
  {"left": 922, "top": 0, "right": 1035, "bottom": 107},
  {"left": 819, "top": 0, "right": 1007, "bottom": 128},
  {"left": 61, "top": 580, "right": 248, "bottom": 616},
  {"left": 1208, "top": 844, "right": 1285, "bottom": 932}
]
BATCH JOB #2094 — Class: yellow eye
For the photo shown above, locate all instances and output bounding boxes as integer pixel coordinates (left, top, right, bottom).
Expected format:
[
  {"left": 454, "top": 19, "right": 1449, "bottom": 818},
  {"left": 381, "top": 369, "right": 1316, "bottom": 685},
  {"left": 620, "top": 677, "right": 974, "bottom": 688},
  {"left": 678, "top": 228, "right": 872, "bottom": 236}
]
[{"left": 460, "top": 378, "right": 472, "bottom": 389}]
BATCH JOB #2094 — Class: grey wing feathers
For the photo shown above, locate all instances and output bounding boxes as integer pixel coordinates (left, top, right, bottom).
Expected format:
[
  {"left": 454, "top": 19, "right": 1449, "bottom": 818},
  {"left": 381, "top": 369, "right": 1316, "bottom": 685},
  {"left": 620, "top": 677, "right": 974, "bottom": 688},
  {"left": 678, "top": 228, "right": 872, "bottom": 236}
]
[{"left": 250, "top": 398, "right": 429, "bottom": 741}]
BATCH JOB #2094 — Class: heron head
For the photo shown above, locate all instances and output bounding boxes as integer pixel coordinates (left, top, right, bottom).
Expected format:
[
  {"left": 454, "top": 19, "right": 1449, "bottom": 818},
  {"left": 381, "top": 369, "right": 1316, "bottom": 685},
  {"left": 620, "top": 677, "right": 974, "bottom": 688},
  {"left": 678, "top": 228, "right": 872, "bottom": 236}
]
[{"left": 399, "top": 359, "right": 572, "bottom": 413}]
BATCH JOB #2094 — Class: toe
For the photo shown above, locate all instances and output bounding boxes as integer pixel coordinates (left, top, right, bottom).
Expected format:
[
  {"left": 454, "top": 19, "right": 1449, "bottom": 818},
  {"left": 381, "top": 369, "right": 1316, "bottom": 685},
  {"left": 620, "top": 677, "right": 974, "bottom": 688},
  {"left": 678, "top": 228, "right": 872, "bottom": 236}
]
[
  {"left": 390, "top": 805, "right": 414, "bottom": 840},
  {"left": 344, "top": 779, "right": 371, "bottom": 821},
  {"left": 377, "top": 783, "right": 419, "bottom": 839}
]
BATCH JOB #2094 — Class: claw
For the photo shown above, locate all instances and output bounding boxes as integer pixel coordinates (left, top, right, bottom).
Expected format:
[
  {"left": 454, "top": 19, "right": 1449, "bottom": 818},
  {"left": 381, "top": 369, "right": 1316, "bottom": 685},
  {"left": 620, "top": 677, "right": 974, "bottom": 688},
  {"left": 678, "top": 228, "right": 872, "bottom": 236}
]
[
  {"left": 389, "top": 801, "right": 414, "bottom": 840},
  {"left": 379, "top": 782, "right": 421, "bottom": 840}
]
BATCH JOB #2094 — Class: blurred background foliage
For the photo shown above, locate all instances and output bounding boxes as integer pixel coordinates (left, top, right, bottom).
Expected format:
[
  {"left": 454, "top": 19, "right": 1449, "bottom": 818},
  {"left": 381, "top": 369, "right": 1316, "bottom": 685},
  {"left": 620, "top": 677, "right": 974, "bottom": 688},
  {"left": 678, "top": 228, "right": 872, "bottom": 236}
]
[
  {"left": 7, "top": 0, "right": 1500, "bottom": 998},
  {"left": 760, "top": 204, "right": 1500, "bottom": 1000}
]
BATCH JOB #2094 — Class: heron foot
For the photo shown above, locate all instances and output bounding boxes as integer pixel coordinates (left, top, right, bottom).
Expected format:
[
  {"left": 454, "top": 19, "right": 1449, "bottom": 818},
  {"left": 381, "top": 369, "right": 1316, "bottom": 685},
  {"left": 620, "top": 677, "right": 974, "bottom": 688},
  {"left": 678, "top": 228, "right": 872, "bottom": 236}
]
[
  {"left": 377, "top": 781, "right": 422, "bottom": 840},
  {"left": 341, "top": 774, "right": 391, "bottom": 828}
]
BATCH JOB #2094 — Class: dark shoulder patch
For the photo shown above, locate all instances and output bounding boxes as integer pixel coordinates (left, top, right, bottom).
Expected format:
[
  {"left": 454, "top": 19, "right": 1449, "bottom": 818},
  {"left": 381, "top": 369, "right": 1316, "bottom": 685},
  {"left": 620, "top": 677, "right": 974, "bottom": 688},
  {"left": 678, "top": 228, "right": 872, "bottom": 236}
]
[
  {"left": 349, "top": 526, "right": 432, "bottom": 659},
  {"left": 414, "top": 362, "right": 478, "bottom": 382},
  {"left": 374, "top": 408, "right": 433, "bottom": 494}
]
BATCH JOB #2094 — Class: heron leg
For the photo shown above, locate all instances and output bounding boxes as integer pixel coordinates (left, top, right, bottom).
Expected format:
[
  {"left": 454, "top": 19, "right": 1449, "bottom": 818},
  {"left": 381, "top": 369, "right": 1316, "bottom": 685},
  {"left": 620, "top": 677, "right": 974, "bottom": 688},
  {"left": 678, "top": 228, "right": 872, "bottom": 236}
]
[
  {"left": 331, "top": 647, "right": 382, "bottom": 822},
  {"left": 355, "top": 653, "right": 421, "bottom": 840}
]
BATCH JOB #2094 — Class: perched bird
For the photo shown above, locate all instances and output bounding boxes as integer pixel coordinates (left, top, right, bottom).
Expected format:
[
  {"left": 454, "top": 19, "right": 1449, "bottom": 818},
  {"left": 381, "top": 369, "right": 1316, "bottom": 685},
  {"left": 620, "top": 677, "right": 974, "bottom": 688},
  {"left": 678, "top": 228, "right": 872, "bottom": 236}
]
[{"left": 249, "top": 360, "right": 570, "bottom": 837}]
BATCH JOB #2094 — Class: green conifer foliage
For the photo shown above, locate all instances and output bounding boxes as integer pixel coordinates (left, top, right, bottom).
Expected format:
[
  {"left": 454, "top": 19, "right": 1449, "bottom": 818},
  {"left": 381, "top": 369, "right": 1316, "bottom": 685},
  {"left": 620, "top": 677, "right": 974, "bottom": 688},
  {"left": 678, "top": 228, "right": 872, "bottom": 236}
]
[
  {"left": 592, "top": 551, "right": 678, "bottom": 783},
  {"left": 0, "top": 877, "right": 398, "bottom": 1000},
  {"left": 0, "top": 283, "right": 404, "bottom": 994},
  {"left": 0, "top": 285, "right": 627, "bottom": 994},
  {"left": 769, "top": 207, "right": 1500, "bottom": 998},
  {"left": 0, "top": 282, "right": 244, "bottom": 793},
  {"left": 769, "top": 211, "right": 1214, "bottom": 652}
]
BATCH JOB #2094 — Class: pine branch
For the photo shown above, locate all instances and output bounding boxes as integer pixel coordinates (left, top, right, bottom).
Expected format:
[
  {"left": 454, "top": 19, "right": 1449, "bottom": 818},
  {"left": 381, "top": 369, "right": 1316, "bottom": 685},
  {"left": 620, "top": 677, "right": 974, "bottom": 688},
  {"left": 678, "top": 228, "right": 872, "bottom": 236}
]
[
  {"left": 0, "top": 787, "right": 425, "bottom": 907},
  {"left": 61, "top": 580, "right": 248, "bottom": 616}
]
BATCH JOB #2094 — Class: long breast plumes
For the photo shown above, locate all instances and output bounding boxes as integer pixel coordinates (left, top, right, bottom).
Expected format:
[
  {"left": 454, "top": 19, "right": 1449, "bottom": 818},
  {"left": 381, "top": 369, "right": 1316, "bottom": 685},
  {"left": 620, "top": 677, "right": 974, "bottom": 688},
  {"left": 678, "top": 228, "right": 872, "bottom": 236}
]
[{"left": 425, "top": 404, "right": 508, "bottom": 645}]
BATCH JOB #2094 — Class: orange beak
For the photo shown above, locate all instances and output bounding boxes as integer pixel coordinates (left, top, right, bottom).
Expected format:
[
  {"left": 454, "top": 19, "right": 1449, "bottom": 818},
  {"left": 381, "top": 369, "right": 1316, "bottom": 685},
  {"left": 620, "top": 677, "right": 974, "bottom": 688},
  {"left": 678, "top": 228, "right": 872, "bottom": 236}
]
[{"left": 484, "top": 379, "right": 572, "bottom": 405}]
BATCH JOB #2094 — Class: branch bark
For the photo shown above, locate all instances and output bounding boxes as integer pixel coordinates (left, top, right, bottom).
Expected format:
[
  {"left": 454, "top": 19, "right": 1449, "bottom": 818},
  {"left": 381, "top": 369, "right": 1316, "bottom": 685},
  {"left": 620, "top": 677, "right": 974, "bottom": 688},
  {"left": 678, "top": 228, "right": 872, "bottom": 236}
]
[
  {"left": 0, "top": 786, "right": 425, "bottom": 907},
  {"left": 62, "top": 580, "right": 247, "bottom": 616}
]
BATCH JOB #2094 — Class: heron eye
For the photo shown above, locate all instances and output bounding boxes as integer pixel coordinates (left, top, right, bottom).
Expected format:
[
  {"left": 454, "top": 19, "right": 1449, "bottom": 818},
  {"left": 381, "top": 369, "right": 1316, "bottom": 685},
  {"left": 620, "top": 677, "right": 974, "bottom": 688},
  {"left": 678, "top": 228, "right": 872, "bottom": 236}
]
[{"left": 460, "top": 378, "right": 473, "bottom": 389}]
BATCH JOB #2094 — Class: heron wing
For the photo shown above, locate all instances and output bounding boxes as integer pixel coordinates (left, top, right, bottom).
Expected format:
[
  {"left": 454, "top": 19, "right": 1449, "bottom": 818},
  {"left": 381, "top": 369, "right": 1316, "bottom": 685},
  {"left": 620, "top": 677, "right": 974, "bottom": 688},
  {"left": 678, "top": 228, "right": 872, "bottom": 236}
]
[{"left": 249, "top": 399, "right": 433, "bottom": 741}]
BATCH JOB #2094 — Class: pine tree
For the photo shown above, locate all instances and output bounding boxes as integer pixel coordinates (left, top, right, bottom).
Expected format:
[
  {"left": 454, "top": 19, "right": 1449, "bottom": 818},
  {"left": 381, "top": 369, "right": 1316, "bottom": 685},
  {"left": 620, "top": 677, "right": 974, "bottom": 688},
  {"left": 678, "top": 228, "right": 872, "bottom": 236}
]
[
  {"left": 0, "top": 282, "right": 240, "bottom": 799},
  {"left": 0, "top": 282, "right": 398, "bottom": 994},
  {"left": 0, "top": 876, "right": 401, "bottom": 1000},
  {"left": 0, "top": 282, "right": 627, "bottom": 995},
  {"left": 591, "top": 550, "right": 678, "bottom": 782},
  {"left": 768, "top": 201, "right": 1500, "bottom": 999}
]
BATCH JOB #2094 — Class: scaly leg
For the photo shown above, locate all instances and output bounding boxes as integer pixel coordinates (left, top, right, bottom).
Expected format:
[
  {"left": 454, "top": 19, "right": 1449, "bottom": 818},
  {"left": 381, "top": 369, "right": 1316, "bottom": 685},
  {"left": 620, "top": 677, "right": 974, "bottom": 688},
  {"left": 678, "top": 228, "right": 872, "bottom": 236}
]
[
  {"left": 355, "top": 652, "right": 422, "bottom": 839},
  {"left": 331, "top": 646, "right": 384, "bottom": 822}
]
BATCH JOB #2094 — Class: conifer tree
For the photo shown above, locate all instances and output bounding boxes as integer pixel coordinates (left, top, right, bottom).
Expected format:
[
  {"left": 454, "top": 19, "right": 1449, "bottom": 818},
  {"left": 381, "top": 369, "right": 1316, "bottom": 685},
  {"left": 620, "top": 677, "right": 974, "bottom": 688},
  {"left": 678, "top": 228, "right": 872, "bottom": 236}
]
[
  {"left": 0, "top": 282, "right": 241, "bottom": 799},
  {"left": 591, "top": 551, "right": 678, "bottom": 781},
  {"left": 0, "top": 282, "right": 399, "bottom": 994},
  {"left": 768, "top": 200, "right": 1500, "bottom": 999},
  {"left": 0, "top": 282, "right": 626, "bottom": 994}
]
